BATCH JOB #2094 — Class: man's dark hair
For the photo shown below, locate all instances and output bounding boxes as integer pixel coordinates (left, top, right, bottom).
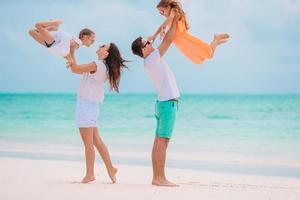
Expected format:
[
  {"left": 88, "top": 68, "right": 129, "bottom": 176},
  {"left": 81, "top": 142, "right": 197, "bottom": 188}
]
[{"left": 131, "top": 37, "right": 144, "bottom": 58}]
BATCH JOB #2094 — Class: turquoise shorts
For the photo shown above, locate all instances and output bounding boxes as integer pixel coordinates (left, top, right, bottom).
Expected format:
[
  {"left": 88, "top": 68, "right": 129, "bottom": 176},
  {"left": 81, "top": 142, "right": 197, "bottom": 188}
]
[{"left": 155, "top": 100, "right": 178, "bottom": 139}]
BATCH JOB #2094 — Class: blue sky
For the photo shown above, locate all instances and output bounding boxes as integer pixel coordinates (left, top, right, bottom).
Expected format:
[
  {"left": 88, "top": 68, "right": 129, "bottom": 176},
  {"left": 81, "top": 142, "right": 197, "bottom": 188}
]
[{"left": 0, "top": 0, "right": 299, "bottom": 94}]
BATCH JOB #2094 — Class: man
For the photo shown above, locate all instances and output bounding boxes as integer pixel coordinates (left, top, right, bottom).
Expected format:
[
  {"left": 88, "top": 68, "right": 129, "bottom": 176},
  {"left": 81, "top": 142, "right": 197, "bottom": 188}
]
[{"left": 131, "top": 12, "right": 180, "bottom": 187}]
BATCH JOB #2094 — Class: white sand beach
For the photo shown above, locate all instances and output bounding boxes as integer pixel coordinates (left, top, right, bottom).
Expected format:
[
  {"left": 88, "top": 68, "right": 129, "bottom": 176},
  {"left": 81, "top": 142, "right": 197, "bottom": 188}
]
[{"left": 1, "top": 157, "right": 299, "bottom": 200}]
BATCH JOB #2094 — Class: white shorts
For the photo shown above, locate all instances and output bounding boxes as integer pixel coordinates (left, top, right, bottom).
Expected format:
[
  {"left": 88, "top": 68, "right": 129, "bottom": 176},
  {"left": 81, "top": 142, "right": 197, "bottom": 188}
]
[{"left": 75, "top": 100, "right": 99, "bottom": 128}]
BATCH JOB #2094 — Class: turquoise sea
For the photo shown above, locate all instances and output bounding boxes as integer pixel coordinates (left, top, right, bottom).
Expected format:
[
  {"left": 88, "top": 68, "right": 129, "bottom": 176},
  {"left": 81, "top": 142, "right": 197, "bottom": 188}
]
[{"left": 0, "top": 93, "right": 300, "bottom": 177}]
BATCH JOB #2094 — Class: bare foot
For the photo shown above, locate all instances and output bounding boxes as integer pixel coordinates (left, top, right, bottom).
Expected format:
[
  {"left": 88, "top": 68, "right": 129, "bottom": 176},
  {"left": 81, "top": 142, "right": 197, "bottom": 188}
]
[
  {"left": 41, "top": 20, "right": 62, "bottom": 29},
  {"left": 209, "top": 34, "right": 230, "bottom": 58},
  {"left": 213, "top": 34, "right": 230, "bottom": 46},
  {"left": 152, "top": 179, "right": 179, "bottom": 187},
  {"left": 214, "top": 33, "right": 230, "bottom": 41},
  {"left": 51, "top": 20, "right": 63, "bottom": 27},
  {"left": 108, "top": 167, "right": 118, "bottom": 184},
  {"left": 217, "top": 38, "right": 229, "bottom": 45},
  {"left": 46, "top": 25, "right": 58, "bottom": 31},
  {"left": 81, "top": 175, "right": 95, "bottom": 184}
]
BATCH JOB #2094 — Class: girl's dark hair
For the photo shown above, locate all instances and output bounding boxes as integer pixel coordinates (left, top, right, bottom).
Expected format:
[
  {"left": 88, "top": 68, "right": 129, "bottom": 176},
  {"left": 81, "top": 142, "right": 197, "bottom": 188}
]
[
  {"left": 104, "top": 43, "right": 128, "bottom": 93},
  {"left": 79, "top": 28, "right": 95, "bottom": 39},
  {"left": 157, "top": 0, "right": 189, "bottom": 30}
]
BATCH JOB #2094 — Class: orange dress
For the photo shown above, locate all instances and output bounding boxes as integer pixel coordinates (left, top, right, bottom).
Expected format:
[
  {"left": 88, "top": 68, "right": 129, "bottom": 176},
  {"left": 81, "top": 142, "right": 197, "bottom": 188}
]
[{"left": 170, "top": 20, "right": 213, "bottom": 64}]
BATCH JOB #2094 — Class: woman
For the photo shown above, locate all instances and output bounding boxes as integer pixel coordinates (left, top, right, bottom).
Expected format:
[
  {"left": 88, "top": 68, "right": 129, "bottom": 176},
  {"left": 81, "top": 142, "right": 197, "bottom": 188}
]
[{"left": 67, "top": 42, "right": 127, "bottom": 184}]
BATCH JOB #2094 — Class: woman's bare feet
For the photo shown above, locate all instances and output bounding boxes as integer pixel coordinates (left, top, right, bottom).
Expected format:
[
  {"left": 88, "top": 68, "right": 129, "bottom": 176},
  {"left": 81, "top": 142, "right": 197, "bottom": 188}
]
[
  {"left": 152, "top": 178, "right": 179, "bottom": 187},
  {"left": 81, "top": 175, "right": 95, "bottom": 184},
  {"left": 108, "top": 167, "right": 118, "bottom": 183}
]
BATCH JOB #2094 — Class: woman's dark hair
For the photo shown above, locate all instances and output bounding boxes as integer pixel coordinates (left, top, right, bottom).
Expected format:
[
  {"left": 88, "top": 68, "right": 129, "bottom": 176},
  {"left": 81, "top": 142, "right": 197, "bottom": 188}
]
[
  {"left": 79, "top": 28, "right": 95, "bottom": 39},
  {"left": 131, "top": 37, "right": 144, "bottom": 58},
  {"left": 104, "top": 43, "right": 128, "bottom": 93},
  {"left": 157, "top": 0, "right": 189, "bottom": 30}
]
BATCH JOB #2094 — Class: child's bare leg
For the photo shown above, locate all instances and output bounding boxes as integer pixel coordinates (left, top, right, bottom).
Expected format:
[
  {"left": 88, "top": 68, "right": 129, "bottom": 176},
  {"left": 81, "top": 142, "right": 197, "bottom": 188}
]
[
  {"left": 93, "top": 128, "right": 118, "bottom": 183},
  {"left": 45, "top": 25, "right": 58, "bottom": 31},
  {"left": 209, "top": 34, "right": 230, "bottom": 58},
  {"left": 80, "top": 128, "right": 96, "bottom": 184},
  {"left": 36, "top": 20, "right": 63, "bottom": 29},
  {"left": 28, "top": 29, "right": 47, "bottom": 46},
  {"left": 34, "top": 20, "right": 62, "bottom": 44}
]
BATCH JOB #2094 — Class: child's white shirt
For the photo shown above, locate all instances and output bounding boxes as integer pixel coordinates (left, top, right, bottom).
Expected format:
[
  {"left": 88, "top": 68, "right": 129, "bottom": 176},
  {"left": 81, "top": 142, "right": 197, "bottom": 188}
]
[{"left": 48, "top": 30, "right": 82, "bottom": 57}]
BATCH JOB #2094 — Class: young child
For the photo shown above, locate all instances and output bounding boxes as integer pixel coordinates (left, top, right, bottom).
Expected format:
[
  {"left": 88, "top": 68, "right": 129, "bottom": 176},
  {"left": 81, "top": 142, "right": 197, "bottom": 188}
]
[
  {"left": 29, "top": 20, "right": 95, "bottom": 61},
  {"left": 148, "top": 0, "right": 230, "bottom": 65}
]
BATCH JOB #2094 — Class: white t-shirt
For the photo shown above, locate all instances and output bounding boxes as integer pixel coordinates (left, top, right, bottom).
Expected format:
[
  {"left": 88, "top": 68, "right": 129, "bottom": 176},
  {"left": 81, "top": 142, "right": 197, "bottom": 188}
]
[
  {"left": 77, "top": 60, "right": 108, "bottom": 103},
  {"left": 144, "top": 49, "right": 180, "bottom": 101},
  {"left": 48, "top": 30, "right": 82, "bottom": 57}
]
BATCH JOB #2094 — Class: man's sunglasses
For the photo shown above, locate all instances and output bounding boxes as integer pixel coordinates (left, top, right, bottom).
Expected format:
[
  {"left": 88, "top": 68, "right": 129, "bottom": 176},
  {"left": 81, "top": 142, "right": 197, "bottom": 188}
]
[{"left": 143, "top": 41, "right": 151, "bottom": 48}]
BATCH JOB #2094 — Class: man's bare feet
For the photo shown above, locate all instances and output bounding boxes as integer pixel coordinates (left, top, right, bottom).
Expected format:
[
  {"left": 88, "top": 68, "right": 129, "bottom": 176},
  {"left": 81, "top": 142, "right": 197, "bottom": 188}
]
[
  {"left": 152, "top": 179, "right": 179, "bottom": 187},
  {"left": 81, "top": 175, "right": 95, "bottom": 184},
  {"left": 108, "top": 167, "right": 118, "bottom": 183}
]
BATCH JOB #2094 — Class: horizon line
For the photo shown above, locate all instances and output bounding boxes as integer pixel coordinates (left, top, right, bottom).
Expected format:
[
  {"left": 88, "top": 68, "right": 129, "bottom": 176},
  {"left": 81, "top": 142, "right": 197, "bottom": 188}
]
[{"left": 0, "top": 92, "right": 300, "bottom": 96}]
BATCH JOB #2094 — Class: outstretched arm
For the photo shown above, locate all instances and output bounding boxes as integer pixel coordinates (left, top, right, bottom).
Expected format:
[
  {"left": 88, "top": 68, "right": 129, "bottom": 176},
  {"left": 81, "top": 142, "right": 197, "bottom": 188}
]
[
  {"left": 157, "top": 10, "right": 179, "bottom": 57},
  {"left": 148, "top": 9, "right": 177, "bottom": 42},
  {"left": 66, "top": 46, "right": 97, "bottom": 74}
]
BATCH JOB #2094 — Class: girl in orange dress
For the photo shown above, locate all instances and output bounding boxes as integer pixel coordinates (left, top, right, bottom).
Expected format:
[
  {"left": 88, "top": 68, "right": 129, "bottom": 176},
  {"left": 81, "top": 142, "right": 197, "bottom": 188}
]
[{"left": 148, "top": 0, "right": 230, "bottom": 65}]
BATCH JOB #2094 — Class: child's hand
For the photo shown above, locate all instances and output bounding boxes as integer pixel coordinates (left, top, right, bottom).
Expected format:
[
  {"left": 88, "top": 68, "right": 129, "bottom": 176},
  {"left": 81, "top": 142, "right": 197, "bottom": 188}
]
[
  {"left": 159, "top": 26, "right": 166, "bottom": 40},
  {"left": 147, "top": 35, "right": 156, "bottom": 43},
  {"left": 173, "top": 9, "right": 180, "bottom": 21},
  {"left": 66, "top": 56, "right": 74, "bottom": 69},
  {"left": 69, "top": 39, "right": 78, "bottom": 52}
]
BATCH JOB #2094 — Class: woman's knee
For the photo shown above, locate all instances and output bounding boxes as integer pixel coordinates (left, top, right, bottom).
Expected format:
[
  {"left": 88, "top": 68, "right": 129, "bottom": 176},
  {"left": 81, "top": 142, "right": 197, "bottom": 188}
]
[{"left": 83, "top": 142, "right": 94, "bottom": 149}]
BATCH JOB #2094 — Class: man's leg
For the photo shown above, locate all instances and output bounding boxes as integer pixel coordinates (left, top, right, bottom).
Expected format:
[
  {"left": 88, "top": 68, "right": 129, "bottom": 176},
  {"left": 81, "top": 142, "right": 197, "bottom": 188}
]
[
  {"left": 152, "top": 136, "right": 177, "bottom": 187},
  {"left": 152, "top": 101, "right": 178, "bottom": 187},
  {"left": 152, "top": 136, "right": 158, "bottom": 181},
  {"left": 156, "top": 137, "right": 169, "bottom": 180}
]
